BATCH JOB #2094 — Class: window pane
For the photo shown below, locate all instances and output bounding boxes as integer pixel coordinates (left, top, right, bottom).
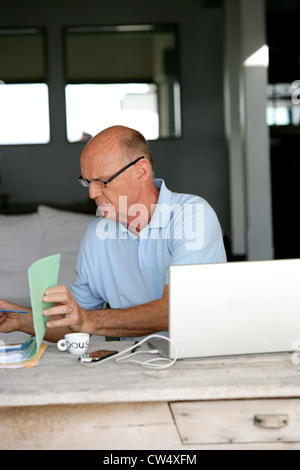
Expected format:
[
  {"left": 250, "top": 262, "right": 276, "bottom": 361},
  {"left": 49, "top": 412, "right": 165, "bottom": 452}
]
[
  {"left": 267, "top": 83, "right": 300, "bottom": 127},
  {"left": 0, "top": 29, "right": 45, "bottom": 83},
  {"left": 0, "top": 28, "right": 49, "bottom": 145},
  {"left": 65, "top": 83, "right": 159, "bottom": 142},
  {"left": 64, "top": 25, "right": 181, "bottom": 140},
  {"left": 0, "top": 83, "right": 50, "bottom": 145}
]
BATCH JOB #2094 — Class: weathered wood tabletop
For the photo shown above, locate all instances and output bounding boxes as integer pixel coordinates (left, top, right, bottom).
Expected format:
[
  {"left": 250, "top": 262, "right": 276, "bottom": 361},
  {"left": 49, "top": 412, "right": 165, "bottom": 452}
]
[
  {"left": 1, "top": 338, "right": 300, "bottom": 406},
  {"left": 1, "top": 338, "right": 300, "bottom": 449}
]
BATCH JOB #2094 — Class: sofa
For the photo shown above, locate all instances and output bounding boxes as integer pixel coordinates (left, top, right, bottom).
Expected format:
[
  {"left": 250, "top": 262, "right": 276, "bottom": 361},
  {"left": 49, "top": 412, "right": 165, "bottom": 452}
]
[{"left": 0, "top": 205, "right": 96, "bottom": 308}]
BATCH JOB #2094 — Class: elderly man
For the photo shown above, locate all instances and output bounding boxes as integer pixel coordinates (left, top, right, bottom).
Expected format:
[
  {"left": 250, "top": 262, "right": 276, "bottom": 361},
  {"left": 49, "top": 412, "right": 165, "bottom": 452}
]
[{"left": 0, "top": 125, "right": 226, "bottom": 341}]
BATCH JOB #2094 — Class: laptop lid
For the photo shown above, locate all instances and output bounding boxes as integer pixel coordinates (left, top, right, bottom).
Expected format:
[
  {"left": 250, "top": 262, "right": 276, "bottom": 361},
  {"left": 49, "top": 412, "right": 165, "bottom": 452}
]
[{"left": 154, "top": 259, "right": 300, "bottom": 359}]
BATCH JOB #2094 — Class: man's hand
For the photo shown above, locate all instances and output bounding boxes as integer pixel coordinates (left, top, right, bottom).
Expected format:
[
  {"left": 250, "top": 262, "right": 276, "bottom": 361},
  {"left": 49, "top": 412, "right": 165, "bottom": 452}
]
[
  {"left": 42, "top": 286, "right": 90, "bottom": 333},
  {"left": 42, "top": 285, "right": 168, "bottom": 339},
  {"left": 0, "top": 299, "right": 32, "bottom": 334}
]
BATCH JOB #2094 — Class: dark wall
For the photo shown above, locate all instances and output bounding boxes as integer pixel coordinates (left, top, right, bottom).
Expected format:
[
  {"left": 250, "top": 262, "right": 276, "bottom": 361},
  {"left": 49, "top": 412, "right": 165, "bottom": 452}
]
[
  {"left": 0, "top": 0, "right": 230, "bottom": 234},
  {"left": 266, "top": 1, "right": 300, "bottom": 259}
]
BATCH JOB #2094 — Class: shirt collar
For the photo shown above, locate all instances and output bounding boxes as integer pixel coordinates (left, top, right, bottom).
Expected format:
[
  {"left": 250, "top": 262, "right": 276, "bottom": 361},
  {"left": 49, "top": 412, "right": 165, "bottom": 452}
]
[
  {"left": 148, "top": 179, "right": 172, "bottom": 229},
  {"left": 117, "top": 178, "right": 172, "bottom": 236}
]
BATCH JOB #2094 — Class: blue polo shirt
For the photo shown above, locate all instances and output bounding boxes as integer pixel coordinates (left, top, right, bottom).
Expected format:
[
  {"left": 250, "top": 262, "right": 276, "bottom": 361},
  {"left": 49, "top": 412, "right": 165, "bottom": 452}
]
[{"left": 70, "top": 179, "right": 226, "bottom": 310}]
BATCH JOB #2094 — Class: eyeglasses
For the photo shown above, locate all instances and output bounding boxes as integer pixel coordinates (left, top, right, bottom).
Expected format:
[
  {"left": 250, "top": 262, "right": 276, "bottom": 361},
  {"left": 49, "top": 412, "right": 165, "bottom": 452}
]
[{"left": 78, "top": 156, "right": 145, "bottom": 189}]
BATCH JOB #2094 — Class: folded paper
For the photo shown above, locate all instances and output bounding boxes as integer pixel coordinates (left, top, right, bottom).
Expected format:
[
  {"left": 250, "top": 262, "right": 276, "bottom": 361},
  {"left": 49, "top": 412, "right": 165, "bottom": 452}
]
[{"left": 0, "top": 253, "right": 60, "bottom": 365}]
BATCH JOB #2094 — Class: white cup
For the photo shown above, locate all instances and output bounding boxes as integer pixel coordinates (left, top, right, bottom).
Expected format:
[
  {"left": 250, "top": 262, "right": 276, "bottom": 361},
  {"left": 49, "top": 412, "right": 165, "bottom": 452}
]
[{"left": 57, "top": 333, "right": 90, "bottom": 356}]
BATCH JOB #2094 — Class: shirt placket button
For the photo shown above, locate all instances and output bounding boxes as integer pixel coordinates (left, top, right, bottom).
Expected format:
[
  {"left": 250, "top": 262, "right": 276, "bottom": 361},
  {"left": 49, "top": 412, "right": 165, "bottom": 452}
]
[{"left": 139, "top": 245, "right": 145, "bottom": 270}]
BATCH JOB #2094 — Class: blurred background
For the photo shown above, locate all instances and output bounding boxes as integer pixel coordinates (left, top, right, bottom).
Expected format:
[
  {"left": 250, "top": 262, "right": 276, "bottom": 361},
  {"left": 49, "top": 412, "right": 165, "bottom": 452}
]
[{"left": 0, "top": 0, "right": 299, "bottom": 262}]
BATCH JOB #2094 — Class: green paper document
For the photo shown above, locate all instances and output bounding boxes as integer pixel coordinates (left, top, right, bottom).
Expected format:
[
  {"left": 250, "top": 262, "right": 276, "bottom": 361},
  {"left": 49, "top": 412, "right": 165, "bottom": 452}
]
[
  {"left": 0, "top": 254, "right": 60, "bottom": 365},
  {"left": 27, "top": 253, "right": 61, "bottom": 359}
]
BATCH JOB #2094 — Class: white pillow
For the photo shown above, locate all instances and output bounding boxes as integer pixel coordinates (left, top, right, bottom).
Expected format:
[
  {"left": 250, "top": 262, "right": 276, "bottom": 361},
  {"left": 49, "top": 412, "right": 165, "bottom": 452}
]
[
  {"left": 0, "top": 213, "right": 41, "bottom": 306},
  {"left": 38, "top": 205, "right": 96, "bottom": 289}
]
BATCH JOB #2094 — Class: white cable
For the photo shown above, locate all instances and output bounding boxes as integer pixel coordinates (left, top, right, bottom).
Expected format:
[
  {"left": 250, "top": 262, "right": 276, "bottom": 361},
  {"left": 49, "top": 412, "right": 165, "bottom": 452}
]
[
  {"left": 80, "top": 334, "right": 178, "bottom": 370},
  {"left": 115, "top": 349, "right": 177, "bottom": 369}
]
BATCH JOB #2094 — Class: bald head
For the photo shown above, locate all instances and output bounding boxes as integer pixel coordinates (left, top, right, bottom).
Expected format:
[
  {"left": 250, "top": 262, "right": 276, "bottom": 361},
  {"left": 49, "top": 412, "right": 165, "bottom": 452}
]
[
  {"left": 82, "top": 125, "right": 153, "bottom": 168},
  {"left": 79, "top": 126, "right": 159, "bottom": 231}
]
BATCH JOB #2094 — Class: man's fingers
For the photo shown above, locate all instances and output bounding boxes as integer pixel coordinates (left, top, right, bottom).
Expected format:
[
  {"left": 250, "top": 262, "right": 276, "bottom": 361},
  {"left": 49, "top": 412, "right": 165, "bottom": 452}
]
[
  {"left": 43, "top": 285, "right": 73, "bottom": 305},
  {"left": 43, "top": 293, "right": 70, "bottom": 304},
  {"left": 41, "top": 285, "right": 84, "bottom": 331},
  {"left": 43, "top": 304, "right": 73, "bottom": 316},
  {"left": 44, "top": 285, "right": 69, "bottom": 295}
]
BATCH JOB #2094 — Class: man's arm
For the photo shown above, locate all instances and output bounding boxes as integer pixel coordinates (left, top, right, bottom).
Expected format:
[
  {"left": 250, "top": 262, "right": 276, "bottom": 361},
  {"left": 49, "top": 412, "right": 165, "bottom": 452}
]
[
  {"left": 0, "top": 300, "right": 33, "bottom": 335},
  {"left": 43, "top": 285, "right": 169, "bottom": 339},
  {"left": 0, "top": 299, "right": 71, "bottom": 343}
]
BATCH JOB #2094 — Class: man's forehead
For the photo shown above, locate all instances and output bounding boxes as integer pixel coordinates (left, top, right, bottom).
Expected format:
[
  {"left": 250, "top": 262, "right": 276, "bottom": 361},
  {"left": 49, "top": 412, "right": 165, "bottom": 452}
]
[{"left": 81, "top": 148, "right": 123, "bottom": 178}]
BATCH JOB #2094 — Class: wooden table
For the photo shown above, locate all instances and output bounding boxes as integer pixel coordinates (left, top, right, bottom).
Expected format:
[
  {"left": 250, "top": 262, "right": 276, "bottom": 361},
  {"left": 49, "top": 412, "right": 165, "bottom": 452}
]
[{"left": 1, "top": 338, "right": 300, "bottom": 450}]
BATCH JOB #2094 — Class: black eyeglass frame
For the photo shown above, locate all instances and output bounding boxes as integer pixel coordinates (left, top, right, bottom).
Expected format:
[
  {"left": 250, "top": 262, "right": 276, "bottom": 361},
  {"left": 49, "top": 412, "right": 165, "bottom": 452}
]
[{"left": 78, "top": 156, "right": 145, "bottom": 188}]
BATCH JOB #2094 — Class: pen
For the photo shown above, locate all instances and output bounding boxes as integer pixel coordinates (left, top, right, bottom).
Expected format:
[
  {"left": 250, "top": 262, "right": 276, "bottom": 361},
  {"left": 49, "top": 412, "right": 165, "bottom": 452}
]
[{"left": 0, "top": 310, "right": 28, "bottom": 314}]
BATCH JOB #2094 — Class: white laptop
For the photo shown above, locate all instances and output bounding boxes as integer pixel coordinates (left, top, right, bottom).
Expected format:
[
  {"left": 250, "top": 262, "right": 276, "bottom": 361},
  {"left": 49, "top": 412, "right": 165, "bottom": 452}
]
[{"left": 148, "top": 259, "right": 300, "bottom": 359}]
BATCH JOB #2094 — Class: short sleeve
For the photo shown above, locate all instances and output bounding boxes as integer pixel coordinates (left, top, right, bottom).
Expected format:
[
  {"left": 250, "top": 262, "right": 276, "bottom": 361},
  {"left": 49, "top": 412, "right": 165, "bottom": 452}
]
[{"left": 164, "top": 200, "right": 227, "bottom": 283}]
